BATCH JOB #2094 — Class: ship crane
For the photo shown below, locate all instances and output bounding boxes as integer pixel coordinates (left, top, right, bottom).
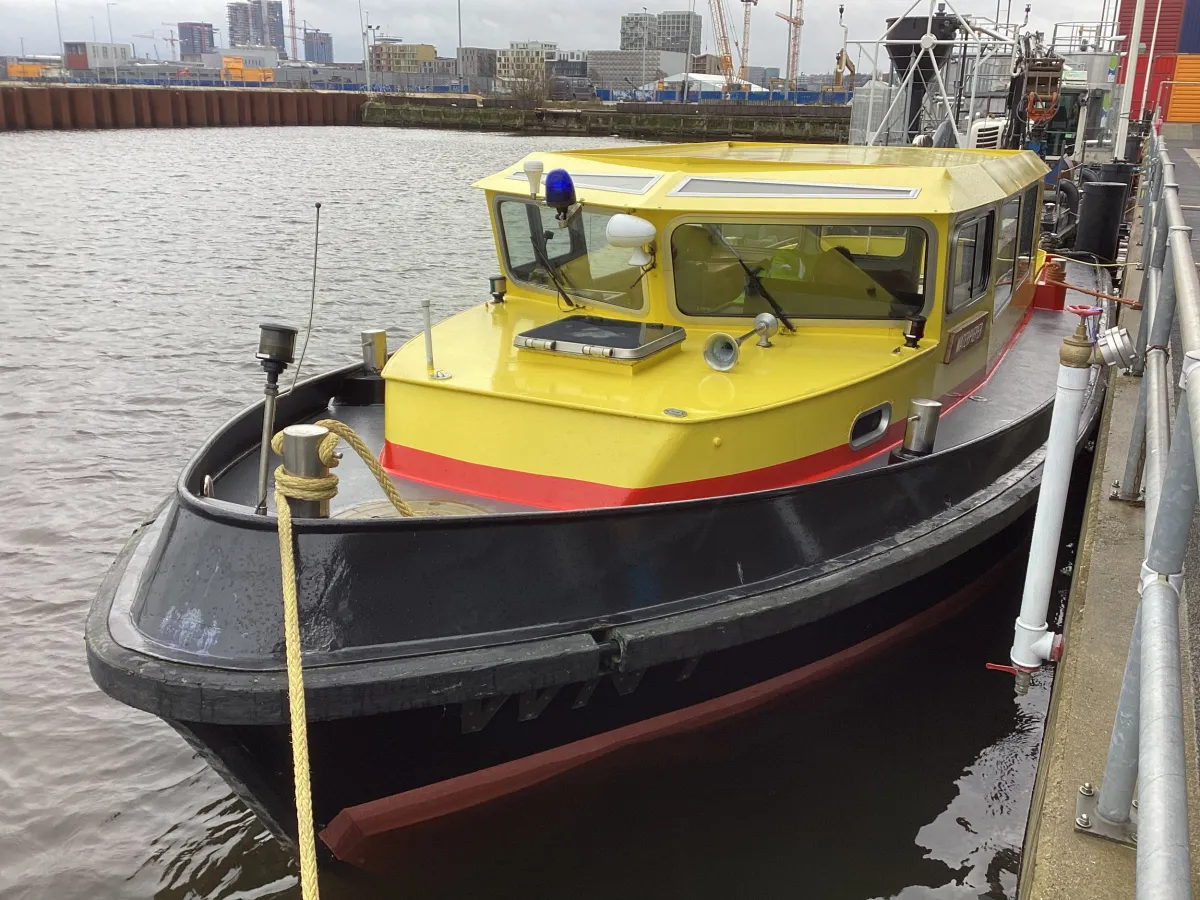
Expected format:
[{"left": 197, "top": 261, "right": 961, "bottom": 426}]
[
  {"left": 736, "top": 0, "right": 759, "bottom": 84},
  {"left": 775, "top": 0, "right": 803, "bottom": 91},
  {"left": 707, "top": 0, "right": 739, "bottom": 92}
]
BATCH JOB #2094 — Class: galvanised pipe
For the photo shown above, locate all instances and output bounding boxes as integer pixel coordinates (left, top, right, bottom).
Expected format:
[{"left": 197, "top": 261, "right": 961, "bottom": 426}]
[
  {"left": 1097, "top": 602, "right": 1143, "bottom": 826},
  {"left": 1143, "top": 350, "right": 1170, "bottom": 541},
  {"left": 1119, "top": 374, "right": 1149, "bottom": 500},
  {"left": 1138, "top": 577, "right": 1192, "bottom": 900},
  {"left": 1133, "top": 214, "right": 1165, "bottom": 376},
  {"left": 1171, "top": 227, "right": 1200, "bottom": 354},
  {"left": 1098, "top": 389, "right": 1198, "bottom": 829}
]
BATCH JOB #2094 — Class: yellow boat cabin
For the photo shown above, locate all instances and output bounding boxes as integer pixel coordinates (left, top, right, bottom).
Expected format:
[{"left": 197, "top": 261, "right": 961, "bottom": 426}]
[{"left": 380, "top": 142, "right": 1050, "bottom": 509}]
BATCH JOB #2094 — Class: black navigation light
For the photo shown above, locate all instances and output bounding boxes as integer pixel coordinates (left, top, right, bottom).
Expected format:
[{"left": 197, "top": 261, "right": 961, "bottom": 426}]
[
  {"left": 490, "top": 275, "right": 508, "bottom": 303},
  {"left": 904, "top": 314, "right": 926, "bottom": 349},
  {"left": 253, "top": 322, "right": 298, "bottom": 515},
  {"left": 257, "top": 323, "right": 298, "bottom": 373}
]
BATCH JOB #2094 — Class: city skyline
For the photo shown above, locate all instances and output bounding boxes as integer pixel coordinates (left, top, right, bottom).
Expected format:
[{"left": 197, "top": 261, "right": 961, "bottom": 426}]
[{"left": 1, "top": 0, "right": 1102, "bottom": 71}]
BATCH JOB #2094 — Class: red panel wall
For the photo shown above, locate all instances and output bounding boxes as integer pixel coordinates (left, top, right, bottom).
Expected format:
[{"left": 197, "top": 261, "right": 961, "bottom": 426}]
[{"left": 1119, "top": 0, "right": 1187, "bottom": 116}]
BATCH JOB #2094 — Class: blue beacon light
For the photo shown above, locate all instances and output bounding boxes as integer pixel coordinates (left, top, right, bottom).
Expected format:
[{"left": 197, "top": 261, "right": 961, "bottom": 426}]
[{"left": 544, "top": 168, "right": 577, "bottom": 220}]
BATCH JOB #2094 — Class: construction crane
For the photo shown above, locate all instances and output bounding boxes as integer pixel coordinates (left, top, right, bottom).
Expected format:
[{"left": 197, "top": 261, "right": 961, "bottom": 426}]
[
  {"left": 736, "top": 0, "right": 759, "bottom": 84},
  {"left": 775, "top": 0, "right": 803, "bottom": 91},
  {"left": 132, "top": 33, "right": 161, "bottom": 60},
  {"left": 287, "top": 0, "right": 298, "bottom": 60},
  {"left": 158, "top": 25, "right": 179, "bottom": 60},
  {"left": 707, "top": 0, "right": 738, "bottom": 92}
]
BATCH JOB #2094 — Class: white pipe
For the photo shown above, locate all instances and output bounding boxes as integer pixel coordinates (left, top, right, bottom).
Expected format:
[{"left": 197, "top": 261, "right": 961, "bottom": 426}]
[
  {"left": 1074, "top": 96, "right": 1090, "bottom": 163},
  {"left": 1116, "top": 0, "right": 1150, "bottom": 156},
  {"left": 421, "top": 297, "right": 435, "bottom": 372},
  {"left": 1140, "top": 0, "right": 1165, "bottom": 121},
  {"left": 1011, "top": 360, "right": 1091, "bottom": 671}
]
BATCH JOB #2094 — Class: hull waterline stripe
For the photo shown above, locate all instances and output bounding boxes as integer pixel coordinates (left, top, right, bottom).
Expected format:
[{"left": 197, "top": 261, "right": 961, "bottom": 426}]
[
  {"left": 319, "top": 555, "right": 1005, "bottom": 865},
  {"left": 381, "top": 419, "right": 908, "bottom": 510},
  {"left": 380, "top": 305, "right": 1039, "bottom": 510}
]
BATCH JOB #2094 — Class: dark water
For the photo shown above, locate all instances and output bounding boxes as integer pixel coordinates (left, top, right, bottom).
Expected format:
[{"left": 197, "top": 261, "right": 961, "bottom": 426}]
[{"left": 1, "top": 126, "right": 1056, "bottom": 899}]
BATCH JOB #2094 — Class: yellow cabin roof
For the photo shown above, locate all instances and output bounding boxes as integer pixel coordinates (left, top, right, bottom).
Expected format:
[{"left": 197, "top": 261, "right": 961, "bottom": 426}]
[{"left": 474, "top": 141, "right": 1048, "bottom": 217}]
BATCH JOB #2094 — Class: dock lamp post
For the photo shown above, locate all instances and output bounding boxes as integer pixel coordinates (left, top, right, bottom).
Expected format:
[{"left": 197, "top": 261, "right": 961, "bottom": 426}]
[{"left": 106, "top": 2, "right": 118, "bottom": 84}]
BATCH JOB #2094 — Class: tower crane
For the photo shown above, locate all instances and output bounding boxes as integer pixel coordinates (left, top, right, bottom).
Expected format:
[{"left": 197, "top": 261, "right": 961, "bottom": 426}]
[
  {"left": 132, "top": 33, "right": 161, "bottom": 60},
  {"left": 157, "top": 26, "right": 179, "bottom": 60},
  {"left": 707, "top": 0, "right": 738, "bottom": 92},
  {"left": 736, "top": 0, "right": 758, "bottom": 84},
  {"left": 287, "top": 0, "right": 298, "bottom": 60},
  {"left": 775, "top": 0, "right": 803, "bottom": 91}
]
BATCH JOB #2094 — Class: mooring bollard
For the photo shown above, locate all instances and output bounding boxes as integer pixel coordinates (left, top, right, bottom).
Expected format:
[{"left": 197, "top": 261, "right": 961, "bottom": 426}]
[
  {"left": 889, "top": 399, "right": 942, "bottom": 463},
  {"left": 1008, "top": 312, "right": 1095, "bottom": 692},
  {"left": 360, "top": 329, "right": 387, "bottom": 374},
  {"left": 280, "top": 424, "right": 332, "bottom": 519}
]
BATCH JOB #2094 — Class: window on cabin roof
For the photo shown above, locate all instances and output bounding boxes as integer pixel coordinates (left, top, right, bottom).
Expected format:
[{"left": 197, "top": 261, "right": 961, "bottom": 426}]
[
  {"left": 496, "top": 199, "right": 646, "bottom": 312},
  {"left": 671, "top": 221, "right": 928, "bottom": 320}
]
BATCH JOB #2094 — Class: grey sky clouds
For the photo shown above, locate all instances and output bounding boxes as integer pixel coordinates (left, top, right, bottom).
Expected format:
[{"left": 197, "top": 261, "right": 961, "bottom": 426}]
[{"left": 2, "top": 0, "right": 1101, "bottom": 73}]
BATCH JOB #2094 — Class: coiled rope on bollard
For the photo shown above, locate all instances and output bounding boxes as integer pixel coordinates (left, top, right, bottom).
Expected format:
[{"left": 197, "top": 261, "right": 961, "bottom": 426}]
[{"left": 270, "top": 418, "right": 416, "bottom": 899}]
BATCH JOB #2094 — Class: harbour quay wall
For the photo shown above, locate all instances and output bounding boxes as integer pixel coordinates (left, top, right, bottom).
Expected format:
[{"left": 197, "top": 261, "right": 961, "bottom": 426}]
[
  {"left": 362, "top": 97, "right": 852, "bottom": 143},
  {"left": 0, "top": 84, "right": 368, "bottom": 132}
]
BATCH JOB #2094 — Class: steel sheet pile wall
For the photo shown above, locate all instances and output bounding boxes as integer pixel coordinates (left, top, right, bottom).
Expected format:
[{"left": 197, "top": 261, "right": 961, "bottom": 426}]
[{"left": 0, "top": 84, "right": 366, "bottom": 132}]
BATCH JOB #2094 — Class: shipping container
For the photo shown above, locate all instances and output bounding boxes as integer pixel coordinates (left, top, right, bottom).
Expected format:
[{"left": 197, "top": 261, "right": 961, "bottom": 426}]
[
  {"left": 1180, "top": 0, "right": 1200, "bottom": 53},
  {"left": 6, "top": 63, "right": 47, "bottom": 79},
  {"left": 1168, "top": 53, "right": 1200, "bottom": 119},
  {"left": 1119, "top": 0, "right": 1186, "bottom": 116}
]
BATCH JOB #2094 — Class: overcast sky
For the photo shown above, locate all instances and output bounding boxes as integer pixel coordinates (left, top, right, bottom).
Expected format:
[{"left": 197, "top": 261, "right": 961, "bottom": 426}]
[{"left": 2, "top": 0, "right": 1103, "bottom": 73}]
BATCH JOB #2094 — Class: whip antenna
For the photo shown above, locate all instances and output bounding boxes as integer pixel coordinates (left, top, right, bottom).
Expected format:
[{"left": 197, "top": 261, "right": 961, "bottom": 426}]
[{"left": 288, "top": 202, "right": 322, "bottom": 395}]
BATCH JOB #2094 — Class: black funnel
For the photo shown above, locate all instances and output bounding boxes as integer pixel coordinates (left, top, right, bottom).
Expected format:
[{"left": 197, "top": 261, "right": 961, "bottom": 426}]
[{"left": 884, "top": 13, "right": 960, "bottom": 141}]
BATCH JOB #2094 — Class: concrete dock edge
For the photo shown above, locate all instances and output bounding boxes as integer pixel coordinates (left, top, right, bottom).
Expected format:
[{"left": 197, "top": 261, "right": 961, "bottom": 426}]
[{"left": 1019, "top": 202, "right": 1200, "bottom": 897}]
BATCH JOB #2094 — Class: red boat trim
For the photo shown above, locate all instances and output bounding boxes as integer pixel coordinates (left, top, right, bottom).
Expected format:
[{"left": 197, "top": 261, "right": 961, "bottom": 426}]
[
  {"left": 380, "top": 305, "right": 1039, "bottom": 510},
  {"left": 319, "top": 557, "right": 1000, "bottom": 866},
  {"left": 381, "top": 419, "right": 907, "bottom": 510}
]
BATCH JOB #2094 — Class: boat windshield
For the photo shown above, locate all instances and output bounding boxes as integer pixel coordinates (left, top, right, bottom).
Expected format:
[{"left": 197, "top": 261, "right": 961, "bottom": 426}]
[
  {"left": 672, "top": 222, "right": 928, "bottom": 320},
  {"left": 497, "top": 199, "right": 646, "bottom": 311}
]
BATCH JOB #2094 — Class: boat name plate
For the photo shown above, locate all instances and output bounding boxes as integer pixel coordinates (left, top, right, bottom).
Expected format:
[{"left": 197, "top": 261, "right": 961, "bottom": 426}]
[{"left": 944, "top": 311, "right": 990, "bottom": 364}]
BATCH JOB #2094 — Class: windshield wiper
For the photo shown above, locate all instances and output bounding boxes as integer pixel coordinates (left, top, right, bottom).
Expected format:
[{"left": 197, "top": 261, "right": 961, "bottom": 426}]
[
  {"left": 705, "top": 226, "right": 795, "bottom": 332},
  {"left": 530, "top": 231, "right": 584, "bottom": 309}
]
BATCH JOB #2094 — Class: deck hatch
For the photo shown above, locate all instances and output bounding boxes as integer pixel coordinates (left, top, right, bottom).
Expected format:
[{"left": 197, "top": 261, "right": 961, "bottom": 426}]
[
  {"left": 513, "top": 315, "right": 686, "bottom": 361},
  {"left": 506, "top": 171, "right": 661, "bottom": 195},
  {"left": 668, "top": 177, "right": 920, "bottom": 200}
]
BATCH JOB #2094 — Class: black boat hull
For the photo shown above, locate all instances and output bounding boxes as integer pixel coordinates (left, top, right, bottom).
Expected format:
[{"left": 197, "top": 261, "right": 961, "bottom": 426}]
[
  {"left": 86, "top": 317, "right": 1107, "bottom": 859},
  {"left": 169, "top": 528, "right": 1026, "bottom": 863}
]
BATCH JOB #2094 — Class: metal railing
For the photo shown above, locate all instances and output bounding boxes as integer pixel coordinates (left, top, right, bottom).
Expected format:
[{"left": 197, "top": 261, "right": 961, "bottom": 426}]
[{"left": 1083, "top": 126, "right": 1197, "bottom": 900}]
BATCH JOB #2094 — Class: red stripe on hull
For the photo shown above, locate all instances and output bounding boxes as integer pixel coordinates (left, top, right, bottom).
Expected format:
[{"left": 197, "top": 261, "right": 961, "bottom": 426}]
[
  {"left": 319, "top": 555, "right": 1002, "bottom": 866},
  {"left": 381, "top": 419, "right": 907, "bottom": 511},
  {"left": 381, "top": 307, "right": 1040, "bottom": 510}
]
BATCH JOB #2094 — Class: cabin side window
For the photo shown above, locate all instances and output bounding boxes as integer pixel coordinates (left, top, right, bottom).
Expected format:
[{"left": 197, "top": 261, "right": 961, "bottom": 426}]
[
  {"left": 949, "top": 212, "right": 994, "bottom": 312},
  {"left": 495, "top": 198, "right": 647, "bottom": 313},
  {"left": 993, "top": 197, "right": 1021, "bottom": 315},
  {"left": 1015, "top": 184, "right": 1040, "bottom": 287},
  {"left": 671, "top": 221, "right": 928, "bottom": 321}
]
